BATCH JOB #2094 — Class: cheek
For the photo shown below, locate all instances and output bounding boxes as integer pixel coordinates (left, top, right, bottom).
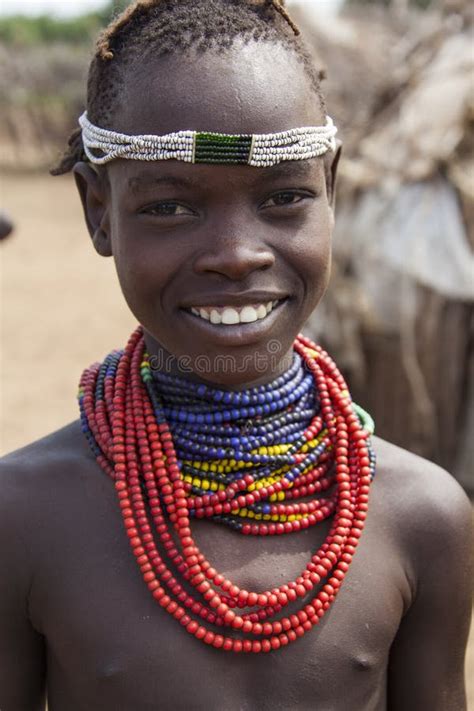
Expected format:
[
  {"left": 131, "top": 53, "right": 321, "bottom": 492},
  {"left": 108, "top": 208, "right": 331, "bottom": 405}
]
[
  {"left": 289, "top": 211, "right": 332, "bottom": 313},
  {"left": 110, "top": 223, "right": 173, "bottom": 323}
]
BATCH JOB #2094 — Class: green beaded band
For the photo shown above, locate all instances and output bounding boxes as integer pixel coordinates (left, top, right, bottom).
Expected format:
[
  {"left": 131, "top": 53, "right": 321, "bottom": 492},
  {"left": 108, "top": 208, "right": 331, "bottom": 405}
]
[
  {"left": 79, "top": 112, "right": 337, "bottom": 168},
  {"left": 353, "top": 403, "right": 375, "bottom": 436},
  {"left": 194, "top": 133, "right": 253, "bottom": 164}
]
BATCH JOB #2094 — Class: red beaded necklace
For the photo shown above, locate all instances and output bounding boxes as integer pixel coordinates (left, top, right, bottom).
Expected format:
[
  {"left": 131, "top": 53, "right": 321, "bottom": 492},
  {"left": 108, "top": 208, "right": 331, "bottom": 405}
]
[{"left": 79, "top": 327, "right": 373, "bottom": 653}]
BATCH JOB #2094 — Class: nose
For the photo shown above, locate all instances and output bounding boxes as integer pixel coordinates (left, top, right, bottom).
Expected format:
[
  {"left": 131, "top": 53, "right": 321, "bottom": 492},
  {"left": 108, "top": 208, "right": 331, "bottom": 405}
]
[{"left": 192, "top": 225, "right": 275, "bottom": 281}]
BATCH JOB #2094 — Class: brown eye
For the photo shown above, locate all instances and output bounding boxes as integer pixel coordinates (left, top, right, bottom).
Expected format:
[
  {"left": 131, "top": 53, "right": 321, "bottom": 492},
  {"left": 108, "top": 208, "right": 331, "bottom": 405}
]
[
  {"left": 141, "top": 202, "right": 194, "bottom": 217},
  {"left": 262, "top": 192, "right": 309, "bottom": 209}
]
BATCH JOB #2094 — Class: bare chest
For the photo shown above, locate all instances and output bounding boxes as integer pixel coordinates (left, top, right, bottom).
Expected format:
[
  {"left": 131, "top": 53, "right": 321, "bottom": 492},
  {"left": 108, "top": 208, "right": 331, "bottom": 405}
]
[{"left": 30, "top": 473, "right": 408, "bottom": 711}]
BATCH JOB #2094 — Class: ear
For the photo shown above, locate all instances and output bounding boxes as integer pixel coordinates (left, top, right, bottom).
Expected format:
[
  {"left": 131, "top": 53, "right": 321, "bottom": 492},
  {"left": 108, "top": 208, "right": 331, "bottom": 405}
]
[
  {"left": 73, "top": 162, "right": 112, "bottom": 257},
  {"left": 324, "top": 140, "right": 342, "bottom": 221}
]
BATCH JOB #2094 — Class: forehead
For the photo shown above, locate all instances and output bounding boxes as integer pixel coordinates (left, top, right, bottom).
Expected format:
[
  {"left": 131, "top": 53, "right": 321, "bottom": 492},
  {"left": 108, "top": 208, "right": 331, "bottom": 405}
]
[
  {"left": 121, "top": 157, "right": 324, "bottom": 196},
  {"left": 115, "top": 41, "right": 324, "bottom": 136}
]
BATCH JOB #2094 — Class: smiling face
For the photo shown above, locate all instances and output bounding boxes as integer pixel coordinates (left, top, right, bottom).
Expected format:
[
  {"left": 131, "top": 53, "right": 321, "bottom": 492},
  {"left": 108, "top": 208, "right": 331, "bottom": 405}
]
[{"left": 75, "top": 41, "right": 338, "bottom": 388}]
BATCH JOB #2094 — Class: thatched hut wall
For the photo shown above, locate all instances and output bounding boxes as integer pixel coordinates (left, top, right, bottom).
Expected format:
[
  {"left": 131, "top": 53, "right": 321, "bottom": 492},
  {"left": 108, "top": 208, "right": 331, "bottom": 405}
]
[{"left": 294, "top": 2, "right": 473, "bottom": 491}]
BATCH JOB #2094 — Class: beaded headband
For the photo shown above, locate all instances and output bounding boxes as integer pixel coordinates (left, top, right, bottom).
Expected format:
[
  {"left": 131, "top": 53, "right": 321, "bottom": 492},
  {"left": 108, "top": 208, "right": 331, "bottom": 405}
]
[{"left": 79, "top": 111, "right": 337, "bottom": 167}]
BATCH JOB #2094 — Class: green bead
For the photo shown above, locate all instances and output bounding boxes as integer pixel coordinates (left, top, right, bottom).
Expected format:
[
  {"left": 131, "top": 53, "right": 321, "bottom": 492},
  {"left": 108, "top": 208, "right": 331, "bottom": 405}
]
[
  {"left": 195, "top": 157, "right": 249, "bottom": 165},
  {"left": 195, "top": 132, "right": 252, "bottom": 164},
  {"left": 353, "top": 402, "right": 375, "bottom": 435}
]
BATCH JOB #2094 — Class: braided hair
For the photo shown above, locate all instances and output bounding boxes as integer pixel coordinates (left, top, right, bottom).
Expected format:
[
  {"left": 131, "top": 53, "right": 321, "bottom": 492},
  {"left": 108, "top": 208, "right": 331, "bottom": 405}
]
[{"left": 52, "top": 0, "right": 325, "bottom": 175}]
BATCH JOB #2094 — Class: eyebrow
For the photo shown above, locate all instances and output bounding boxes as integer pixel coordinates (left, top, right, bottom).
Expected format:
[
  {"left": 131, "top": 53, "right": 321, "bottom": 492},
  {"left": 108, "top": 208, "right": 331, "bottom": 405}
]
[
  {"left": 128, "top": 174, "right": 200, "bottom": 192},
  {"left": 257, "top": 160, "right": 318, "bottom": 181},
  {"left": 127, "top": 159, "right": 319, "bottom": 192}
]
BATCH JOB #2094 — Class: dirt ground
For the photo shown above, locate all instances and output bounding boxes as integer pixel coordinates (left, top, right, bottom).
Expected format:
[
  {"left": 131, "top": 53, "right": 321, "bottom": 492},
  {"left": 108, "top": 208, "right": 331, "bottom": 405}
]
[
  {"left": 1, "top": 172, "right": 473, "bottom": 705},
  {"left": 0, "top": 171, "right": 136, "bottom": 452}
]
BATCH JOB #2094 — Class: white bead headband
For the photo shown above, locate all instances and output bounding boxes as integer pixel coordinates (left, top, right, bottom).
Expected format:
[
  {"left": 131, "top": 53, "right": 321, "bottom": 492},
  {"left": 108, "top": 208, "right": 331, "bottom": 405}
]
[{"left": 78, "top": 111, "right": 337, "bottom": 167}]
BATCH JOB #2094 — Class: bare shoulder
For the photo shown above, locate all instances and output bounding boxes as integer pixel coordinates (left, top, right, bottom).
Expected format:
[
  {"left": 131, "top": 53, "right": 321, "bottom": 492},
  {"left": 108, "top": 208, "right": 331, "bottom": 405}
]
[
  {"left": 0, "top": 422, "right": 94, "bottom": 626},
  {"left": 0, "top": 421, "right": 95, "bottom": 535},
  {"left": 373, "top": 435, "right": 472, "bottom": 519},
  {"left": 1, "top": 418, "right": 92, "bottom": 476},
  {"left": 373, "top": 445, "right": 471, "bottom": 710},
  {"left": 371, "top": 436, "right": 472, "bottom": 581}
]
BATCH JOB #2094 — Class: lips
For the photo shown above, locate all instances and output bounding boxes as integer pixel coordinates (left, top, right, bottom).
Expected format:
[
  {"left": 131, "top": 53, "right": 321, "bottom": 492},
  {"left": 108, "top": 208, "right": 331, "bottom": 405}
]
[
  {"left": 189, "top": 300, "right": 280, "bottom": 325},
  {"left": 179, "top": 296, "right": 289, "bottom": 347}
]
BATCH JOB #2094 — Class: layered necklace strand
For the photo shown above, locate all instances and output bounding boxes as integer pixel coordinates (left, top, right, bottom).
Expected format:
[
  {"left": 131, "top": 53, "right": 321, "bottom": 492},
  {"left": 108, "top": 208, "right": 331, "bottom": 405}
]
[{"left": 79, "top": 327, "right": 375, "bottom": 653}]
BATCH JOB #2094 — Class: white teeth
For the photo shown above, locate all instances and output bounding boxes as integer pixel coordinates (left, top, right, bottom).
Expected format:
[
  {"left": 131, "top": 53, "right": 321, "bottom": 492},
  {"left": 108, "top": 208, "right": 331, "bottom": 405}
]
[
  {"left": 221, "top": 308, "right": 240, "bottom": 325},
  {"left": 189, "top": 299, "right": 283, "bottom": 325},
  {"left": 239, "top": 306, "right": 258, "bottom": 323},
  {"left": 210, "top": 309, "right": 222, "bottom": 324}
]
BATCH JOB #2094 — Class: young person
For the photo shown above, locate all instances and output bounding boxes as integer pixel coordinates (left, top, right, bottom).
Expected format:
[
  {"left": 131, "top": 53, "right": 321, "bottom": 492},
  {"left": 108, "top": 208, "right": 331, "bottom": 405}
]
[{"left": 0, "top": 2, "right": 472, "bottom": 709}]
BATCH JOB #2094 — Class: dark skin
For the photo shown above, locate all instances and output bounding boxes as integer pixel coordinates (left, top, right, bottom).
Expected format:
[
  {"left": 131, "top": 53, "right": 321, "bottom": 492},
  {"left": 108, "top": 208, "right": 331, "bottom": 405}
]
[{"left": 0, "top": 43, "right": 472, "bottom": 711}]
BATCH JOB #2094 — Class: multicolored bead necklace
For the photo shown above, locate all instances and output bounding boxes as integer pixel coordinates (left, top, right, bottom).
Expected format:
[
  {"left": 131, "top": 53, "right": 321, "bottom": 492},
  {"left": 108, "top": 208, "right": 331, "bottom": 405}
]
[{"left": 79, "top": 327, "right": 375, "bottom": 653}]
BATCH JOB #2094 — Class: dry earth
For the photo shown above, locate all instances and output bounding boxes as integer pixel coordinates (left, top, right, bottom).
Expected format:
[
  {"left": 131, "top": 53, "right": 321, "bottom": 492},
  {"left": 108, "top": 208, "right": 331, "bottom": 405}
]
[
  {"left": 0, "top": 171, "right": 136, "bottom": 451},
  {"left": 1, "top": 172, "right": 472, "bottom": 706}
]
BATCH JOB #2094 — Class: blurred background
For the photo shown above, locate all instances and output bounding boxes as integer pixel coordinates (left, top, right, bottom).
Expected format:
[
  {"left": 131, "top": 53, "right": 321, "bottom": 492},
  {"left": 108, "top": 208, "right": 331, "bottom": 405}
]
[{"left": 0, "top": 0, "right": 472, "bottom": 698}]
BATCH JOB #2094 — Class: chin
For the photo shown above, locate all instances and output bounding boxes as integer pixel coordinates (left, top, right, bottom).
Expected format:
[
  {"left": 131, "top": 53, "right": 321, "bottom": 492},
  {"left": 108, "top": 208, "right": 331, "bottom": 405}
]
[{"left": 141, "top": 295, "right": 307, "bottom": 389}]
